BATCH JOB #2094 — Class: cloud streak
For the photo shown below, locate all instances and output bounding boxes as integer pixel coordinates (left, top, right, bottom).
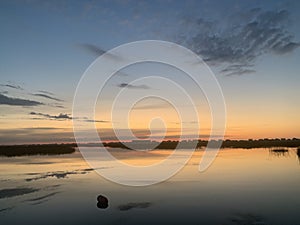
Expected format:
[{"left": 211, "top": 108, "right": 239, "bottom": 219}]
[
  {"left": 33, "top": 93, "right": 63, "bottom": 102},
  {"left": 77, "top": 43, "right": 123, "bottom": 61},
  {"left": 0, "top": 83, "right": 23, "bottom": 90},
  {"left": 77, "top": 43, "right": 107, "bottom": 56},
  {"left": 132, "top": 102, "right": 170, "bottom": 110},
  {"left": 84, "top": 119, "right": 109, "bottom": 123},
  {"left": 117, "top": 83, "right": 151, "bottom": 90},
  {"left": 30, "top": 112, "right": 72, "bottom": 120},
  {"left": 38, "top": 90, "right": 55, "bottom": 95},
  {"left": 0, "top": 93, "right": 43, "bottom": 106},
  {"left": 29, "top": 111, "right": 109, "bottom": 123}
]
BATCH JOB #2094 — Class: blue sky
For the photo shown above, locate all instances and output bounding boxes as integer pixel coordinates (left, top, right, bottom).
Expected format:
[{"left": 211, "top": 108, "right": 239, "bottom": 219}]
[{"left": 0, "top": 0, "right": 300, "bottom": 143}]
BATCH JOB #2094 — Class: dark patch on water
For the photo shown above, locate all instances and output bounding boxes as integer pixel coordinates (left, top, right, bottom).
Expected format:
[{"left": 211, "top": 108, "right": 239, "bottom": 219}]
[
  {"left": 0, "top": 207, "right": 14, "bottom": 213},
  {"left": 227, "top": 213, "right": 266, "bottom": 225},
  {"left": 118, "top": 202, "right": 152, "bottom": 211},
  {"left": 25, "top": 191, "right": 59, "bottom": 202},
  {"left": 0, "top": 187, "right": 39, "bottom": 199}
]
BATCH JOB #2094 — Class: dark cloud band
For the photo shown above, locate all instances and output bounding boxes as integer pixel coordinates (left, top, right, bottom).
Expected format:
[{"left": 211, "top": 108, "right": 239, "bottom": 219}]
[{"left": 0, "top": 93, "right": 43, "bottom": 106}]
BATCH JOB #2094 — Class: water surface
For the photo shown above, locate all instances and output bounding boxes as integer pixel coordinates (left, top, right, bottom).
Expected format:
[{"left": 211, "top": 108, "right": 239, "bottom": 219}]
[{"left": 0, "top": 148, "right": 299, "bottom": 225}]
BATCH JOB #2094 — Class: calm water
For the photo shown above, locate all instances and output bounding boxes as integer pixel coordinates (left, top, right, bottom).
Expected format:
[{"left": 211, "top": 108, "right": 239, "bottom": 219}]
[{"left": 0, "top": 148, "right": 299, "bottom": 225}]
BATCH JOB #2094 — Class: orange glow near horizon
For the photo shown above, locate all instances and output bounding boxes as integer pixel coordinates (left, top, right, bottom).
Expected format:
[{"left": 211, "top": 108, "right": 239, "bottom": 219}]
[{"left": 1, "top": 99, "right": 299, "bottom": 145}]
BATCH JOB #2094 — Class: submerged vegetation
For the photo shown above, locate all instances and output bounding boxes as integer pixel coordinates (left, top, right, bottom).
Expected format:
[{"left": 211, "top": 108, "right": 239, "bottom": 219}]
[
  {"left": 0, "top": 144, "right": 76, "bottom": 157},
  {"left": 269, "top": 148, "right": 290, "bottom": 157}
]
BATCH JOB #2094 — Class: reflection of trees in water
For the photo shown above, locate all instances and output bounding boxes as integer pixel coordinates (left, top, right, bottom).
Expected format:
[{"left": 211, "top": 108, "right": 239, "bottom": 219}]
[
  {"left": 269, "top": 147, "right": 300, "bottom": 164},
  {"left": 269, "top": 148, "right": 289, "bottom": 157}
]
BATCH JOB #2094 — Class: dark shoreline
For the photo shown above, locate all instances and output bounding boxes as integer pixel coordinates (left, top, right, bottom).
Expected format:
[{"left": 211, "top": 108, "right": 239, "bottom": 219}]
[
  {"left": 0, "top": 144, "right": 76, "bottom": 157},
  {"left": 101, "top": 138, "right": 300, "bottom": 149},
  {"left": 0, "top": 138, "right": 299, "bottom": 157}
]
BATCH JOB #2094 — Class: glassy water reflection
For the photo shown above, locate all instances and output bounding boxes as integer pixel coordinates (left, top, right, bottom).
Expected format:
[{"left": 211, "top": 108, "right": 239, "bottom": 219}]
[{"left": 0, "top": 148, "right": 299, "bottom": 225}]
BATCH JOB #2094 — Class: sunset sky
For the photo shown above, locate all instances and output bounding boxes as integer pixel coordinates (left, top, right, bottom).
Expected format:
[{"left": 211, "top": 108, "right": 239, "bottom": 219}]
[{"left": 0, "top": 0, "right": 300, "bottom": 144}]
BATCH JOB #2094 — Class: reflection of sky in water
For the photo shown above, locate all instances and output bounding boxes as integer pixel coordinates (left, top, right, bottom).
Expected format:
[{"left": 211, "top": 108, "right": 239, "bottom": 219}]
[{"left": 0, "top": 148, "right": 299, "bottom": 225}]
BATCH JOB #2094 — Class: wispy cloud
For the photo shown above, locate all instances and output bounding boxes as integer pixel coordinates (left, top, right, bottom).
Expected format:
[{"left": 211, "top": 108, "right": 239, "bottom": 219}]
[
  {"left": 0, "top": 127, "right": 75, "bottom": 144},
  {"left": 29, "top": 111, "right": 109, "bottom": 123},
  {"left": 220, "top": 64, "right": 256, "bottom": 76},
  {"left": 1, "top": 85, "right": 63, "bottom": 105},
  {"left": 0, "top": 93, "right": 43, "bottom": 106},
  {"left": 84, "top": 119, "right": 109, "bottom": 123},
  {"left": 38, "top": 90, "right": 55, "bottom": 95},
  {"left": 30, "top": 112, "right": 72, "bottom": 120},
  {"left": 48, "top": 103, "right": 65, "bottom": 109},
  {"left": 0, "top": 83, "right": 23, "bottom": 90},
  {"left": 33, "top": 93, "right": 63, "bottom": 102},
  {"left": 77, "top": 43, "right": 106, "bottom": 56},
  {"left": 77, "top": 43, "right": 123, "bottom": 61},
  {"left": 132, "top": 103, "right": 170, "bottom": 110},
  {"left": 179, "top": 8, "right": 300, "bottom": 75},
  {"left": 117, "top": 83, "right": 151, "bottom": 90}
]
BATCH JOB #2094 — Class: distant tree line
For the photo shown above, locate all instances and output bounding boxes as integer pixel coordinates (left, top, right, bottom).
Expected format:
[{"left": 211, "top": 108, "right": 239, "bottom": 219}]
[
  {"left": 103, "top": 138, "right": 300, "bottom": 150},
  {"left": 217, "top": 138, "right": 300, "bottom": 149},
  {"left": 0, "top": 144, "right": 76, "bottom": 157},
  {"left": 1, "top": 138, "right": 299, "bottom": 157}
]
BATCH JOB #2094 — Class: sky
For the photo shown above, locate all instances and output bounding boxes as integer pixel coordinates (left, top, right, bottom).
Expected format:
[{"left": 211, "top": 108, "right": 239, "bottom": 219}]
[{"left": 0, "top": 0, "right": 300, "bottom": 144}]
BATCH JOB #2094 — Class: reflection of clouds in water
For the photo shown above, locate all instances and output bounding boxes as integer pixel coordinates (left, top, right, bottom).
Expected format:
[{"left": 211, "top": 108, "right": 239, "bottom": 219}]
[
  {"left": 118, "top": 202, "right": 152, "bottom": 211},
  {"left": 0, "top": 187, "right": 39, "bottom": 199},
  {"left": 25, "top": 192, "right": 60, "bottom": 202},
  {"left": 44, "top": 184, "right": 61, "bottom": 189},
  {"left": 25, "top": 167, "right": 110, "bottom": 182},
  {"left": 227, "top": 213, "right": 266, "bottom": 225},
  {"left": 0, "top": 207, "right": 14, "bottom": 212},
  {"left": 0, "top": 179, "right": 10, "bottom": 182},
  {"left": 0, "top": 185, "right": 61, "bottom": 214},
  {"left": 25, "top": 168, "right": 97, "bottom": 182},
  {"left": 22, "top": 162, "right": 56, "bottom": 165},
  {"left": 23, "top": 185, "right": 61, "bottom": 206},
  {"left": 30, "top": 199, "right": 48, "bottom": 205},
  {"left": 25, "top": 192, "right": 60, "bottom": 205}
]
